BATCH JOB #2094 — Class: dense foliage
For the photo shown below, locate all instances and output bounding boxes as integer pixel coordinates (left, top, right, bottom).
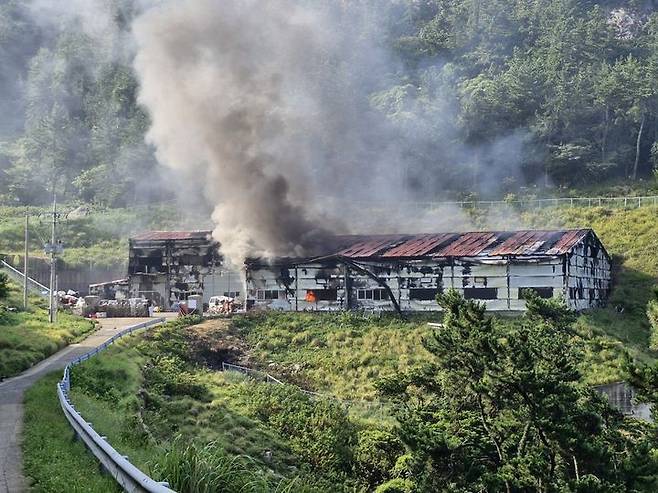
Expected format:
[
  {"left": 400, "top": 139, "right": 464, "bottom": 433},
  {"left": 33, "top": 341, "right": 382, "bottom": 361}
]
[
  {"left": 0, "top": 0, "right": 157, "bottom": 206},
  {"left": 648, "top": 287, "right": 658, "bottom": 349},
  {"left": 2, "top": 1, "right": 658, "bottom": 206},
  {"left": 0, "top": 271, "right": 8, "bottom": 298},
  {"left": 377, "top": 291, "right": 658, "bottom": 492}
]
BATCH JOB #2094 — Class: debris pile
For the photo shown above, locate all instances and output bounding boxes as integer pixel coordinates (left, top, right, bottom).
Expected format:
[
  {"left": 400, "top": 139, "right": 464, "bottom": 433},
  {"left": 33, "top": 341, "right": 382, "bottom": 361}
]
[
  {"left": 71, "top": 295, "right": 149, "bottom": 318},
  {"left": 207, "top": 295, "right": 240, "bottom": 315},
  {"left": 57, "top": 290, "right": 80, "bottom": 307}
]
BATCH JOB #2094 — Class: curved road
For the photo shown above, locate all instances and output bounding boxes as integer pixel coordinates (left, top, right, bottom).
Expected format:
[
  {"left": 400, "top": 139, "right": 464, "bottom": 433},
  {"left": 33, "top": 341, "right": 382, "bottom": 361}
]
[{"left": 0, "top": 318, "right": 152, "bottom": 493}]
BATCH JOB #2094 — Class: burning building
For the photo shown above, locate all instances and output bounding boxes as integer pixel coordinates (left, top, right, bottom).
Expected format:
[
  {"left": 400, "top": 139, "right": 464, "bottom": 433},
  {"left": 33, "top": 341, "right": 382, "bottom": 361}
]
[
  {"left": 245, "top": 229, "right": 611, "bottom": 313},
  {"left": 90, "top": 231, "right": 242, "bottom": 308}
]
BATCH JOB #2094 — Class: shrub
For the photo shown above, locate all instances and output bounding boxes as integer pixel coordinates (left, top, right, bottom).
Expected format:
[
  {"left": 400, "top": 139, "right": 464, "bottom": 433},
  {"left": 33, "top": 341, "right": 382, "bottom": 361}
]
[
  {"left": 649, "top": 298, "right": 658, "bottom": 351},
  {"left": 246, "top": 384, "right": 356, "bottom": 473},
  {"left": 143, "top": 355, "right": 210, "bottom": 401},
  {"left": 353, "top": 429, "right": 404, "bottom": 486},
  {"left": 71, "top": 361, "right": 130, "bottom": 403},
  {"left": 374, "top": 478, "right": 415, "bottom": 493},
  {"left": 0, "top": 272, "right": 9, "bottom": 299},
  {"left": 151, "top": 437, "right": 319, "bottom": 493},
  {"left": 152, "top": 438, "right": 270, "bottom": 493}
]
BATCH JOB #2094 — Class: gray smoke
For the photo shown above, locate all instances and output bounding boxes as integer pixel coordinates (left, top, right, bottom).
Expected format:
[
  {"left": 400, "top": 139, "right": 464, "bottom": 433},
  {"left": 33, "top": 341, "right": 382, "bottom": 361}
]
[
  {"left": 132, "top": 0, "right": 526, "bottom": 265},
  {"left": 133, "top": 1, "right": 390, "bottom": 264}
]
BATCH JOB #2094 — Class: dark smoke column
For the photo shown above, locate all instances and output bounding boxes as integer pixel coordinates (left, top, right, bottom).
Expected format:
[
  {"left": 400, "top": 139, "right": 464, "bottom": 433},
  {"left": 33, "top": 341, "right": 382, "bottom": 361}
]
[{"left": 132, "top": 0, "right": 348, "bottom": 266}]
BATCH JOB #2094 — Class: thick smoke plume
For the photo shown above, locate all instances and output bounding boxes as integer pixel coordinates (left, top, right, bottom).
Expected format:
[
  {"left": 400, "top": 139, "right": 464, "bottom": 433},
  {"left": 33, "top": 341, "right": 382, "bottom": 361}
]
[
  {"left": 133, "top": 0, "right": 397, "bottom": 264},
  {"left": 132, "top": 0, "right": 525, "bottom": 265}
]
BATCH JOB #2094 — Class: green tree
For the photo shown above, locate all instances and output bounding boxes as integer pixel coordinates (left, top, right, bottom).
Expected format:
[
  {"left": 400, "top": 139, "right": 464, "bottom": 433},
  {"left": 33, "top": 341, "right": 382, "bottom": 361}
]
[
  {"left": 648, "top": 287, "right": 658, "bottom": 350},
  {"left": 0, "top": 271, "right": 9, "bottom": 298},
  {"left": 378, "top": 290, "right": 657, "bottom": 492}
]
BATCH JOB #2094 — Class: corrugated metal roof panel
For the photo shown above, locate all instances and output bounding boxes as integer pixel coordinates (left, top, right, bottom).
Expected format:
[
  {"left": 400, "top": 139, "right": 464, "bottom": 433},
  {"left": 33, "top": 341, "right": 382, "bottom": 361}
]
[
  {"left": 489, "top": 230, "right": 567, "bottom": 256},
  {"left": 382, "top": 233, "right": 457, "bottom": 257},
  {"left": 330, "top": 229, "right": 592, "bottom": 259},
  {"left": 131, "top": 231, "right": 212, "bottom": 241},
  {"left": 545, "top": 229, "right": 589, "bottom": 255},
  {"left": 336, "top": 235, "right": 407, "bottom": 257},
  {"left": 435, "top": 232, "right": 499, "bottom": 257}
]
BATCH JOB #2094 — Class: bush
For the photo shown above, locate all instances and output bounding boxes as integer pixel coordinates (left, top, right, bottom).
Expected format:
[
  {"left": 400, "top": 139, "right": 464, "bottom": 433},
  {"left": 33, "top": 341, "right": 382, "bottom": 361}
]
[
  {"left": 353, "top": 429, "right": 404, "bottom": 486},
  {"left": 0, "top": 272, "right": 9, "bottom": 299},
  {"left": 649, "top": 299, "right": 658, "bottom": 351},
  {"left": 143, "top": 355, "right": 210, "bottom": 401},
  {"left": 151, "top": 437, "right": 320, "bottom": 493},
  {"left": 374, "top": 478, "right": 415, "bottom": 493},
  {"left": 71, "top": 361, "right": 130, "bottom": 403},
  {"left": 246, "top": 384, "right": 356, "bottom": 473},
  {"left": 152, "top": 438, "right": 272, "bottom": 492}
]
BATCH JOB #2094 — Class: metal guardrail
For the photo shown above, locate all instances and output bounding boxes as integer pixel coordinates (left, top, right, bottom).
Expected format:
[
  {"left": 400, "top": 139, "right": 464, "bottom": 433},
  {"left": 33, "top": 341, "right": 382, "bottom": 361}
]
[
  {"left": 58, "top": 318, "right": 176, "bottom": 493},
  {"left": 0, "top": 259, "right": 50, "bottom": 297}
]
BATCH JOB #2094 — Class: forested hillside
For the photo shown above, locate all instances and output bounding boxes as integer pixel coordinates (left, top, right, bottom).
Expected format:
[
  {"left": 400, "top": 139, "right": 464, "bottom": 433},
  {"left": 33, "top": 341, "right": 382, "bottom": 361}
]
[{"left": 1, "top": 0, "right": 658, "bottom": 207}]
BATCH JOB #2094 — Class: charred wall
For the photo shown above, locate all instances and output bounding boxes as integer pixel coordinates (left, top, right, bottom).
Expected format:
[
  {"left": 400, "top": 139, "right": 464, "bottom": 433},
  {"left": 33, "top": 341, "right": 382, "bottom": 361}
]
[
  {"left": 247, "top": 256, "right": 572, "bottom": 313},
  {"left": 128, "top": 236, "right": 231, "bottom": 307},
  {"left": 246, "top": 232, "right": 612, "bottom": 313},
  {"left": 565, "top": 231, "right": 612, "bottom": 311}
]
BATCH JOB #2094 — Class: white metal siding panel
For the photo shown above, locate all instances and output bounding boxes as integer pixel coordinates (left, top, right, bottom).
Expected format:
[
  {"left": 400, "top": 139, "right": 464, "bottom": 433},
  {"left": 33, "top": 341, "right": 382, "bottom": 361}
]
[{"left": 246, "top": 233, "right": 611, "bottom": 313}]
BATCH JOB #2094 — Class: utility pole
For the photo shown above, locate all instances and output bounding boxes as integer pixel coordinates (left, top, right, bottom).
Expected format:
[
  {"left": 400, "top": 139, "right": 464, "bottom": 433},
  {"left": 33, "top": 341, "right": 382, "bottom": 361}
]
[
  {"left": 23, "top": 214, "right": 29, "bottom": 310},
  {"left": 47, "top": 195, "right": 61, "bottom": 324}
]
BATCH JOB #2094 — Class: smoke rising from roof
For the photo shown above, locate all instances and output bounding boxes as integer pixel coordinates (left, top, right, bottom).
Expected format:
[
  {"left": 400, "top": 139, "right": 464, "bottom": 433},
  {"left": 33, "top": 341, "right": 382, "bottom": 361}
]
[{"left": 132, "top": 0, "right": 527, "bottom": 265}]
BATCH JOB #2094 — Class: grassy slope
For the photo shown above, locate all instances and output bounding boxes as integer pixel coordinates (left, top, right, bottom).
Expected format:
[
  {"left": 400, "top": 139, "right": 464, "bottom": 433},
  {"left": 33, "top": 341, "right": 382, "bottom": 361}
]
[
  {"left": 0, "top": 280, "right": 95, "bottom": 379},
  {"left": 42, "top": 319, "right": 391, "bottom": 492},
  {"left": 22, "top": 372, "right": 120, "bottom": 493},
  {"left": 0, "top": 204, "right": 210, "bottom": 268},
  {"left": 520, "top": 206, "right": 658, "bottom": 381},
  {"left": 232, "top": 313, "right": 433, "bottom": 400}
]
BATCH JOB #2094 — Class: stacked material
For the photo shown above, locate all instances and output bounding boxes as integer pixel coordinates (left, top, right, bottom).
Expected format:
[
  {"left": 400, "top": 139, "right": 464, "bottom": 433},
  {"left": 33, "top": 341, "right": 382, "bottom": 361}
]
[{"left": 74, "top": 296, "right": 148, "bottom": 317}]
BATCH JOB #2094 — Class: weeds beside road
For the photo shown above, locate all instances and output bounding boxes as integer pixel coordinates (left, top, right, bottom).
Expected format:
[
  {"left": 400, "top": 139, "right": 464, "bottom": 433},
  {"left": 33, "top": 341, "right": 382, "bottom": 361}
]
[
  {"left": 0, "top": 280, "right": 96, "bottom": 380},
  {"left": 22, "top": 373, "right": 121, "bottom": 492}
]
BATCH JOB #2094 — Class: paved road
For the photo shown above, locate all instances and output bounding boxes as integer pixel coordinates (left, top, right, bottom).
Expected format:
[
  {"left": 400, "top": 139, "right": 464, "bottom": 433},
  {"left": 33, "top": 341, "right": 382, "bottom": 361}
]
[{"left": 0, "top": 318, "right": 152, "bottom": 493}]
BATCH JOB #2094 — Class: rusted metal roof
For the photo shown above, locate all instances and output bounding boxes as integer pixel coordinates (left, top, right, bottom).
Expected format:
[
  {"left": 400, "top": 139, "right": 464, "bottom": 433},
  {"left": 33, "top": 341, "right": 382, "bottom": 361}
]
[
  {"left": 545, "top": 229, "right": 589, "bottom": 255},
  {"left": 382, "top": 233, "right": 458, "bottom": 257},
  {"left": 489, "top": 230, "right": 575, "bottom": 256},
  {"left": 329, "top": 229, "right": 593, "bottom": 259},
  {"left": 336, "top": 235, "right": 407, "bottom": 257},
  {"left": 130, "top": 231, "right": 212, "bottom": 241},
  {"left": 435, "top": 232, "right": 500, "bottom": 257}
]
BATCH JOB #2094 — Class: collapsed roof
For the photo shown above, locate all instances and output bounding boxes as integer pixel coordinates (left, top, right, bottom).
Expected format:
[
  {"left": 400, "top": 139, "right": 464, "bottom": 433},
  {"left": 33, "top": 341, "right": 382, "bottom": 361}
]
[
  {"left": 286, "top": 229, "right": 607, "bottom": 262},
  {"left": 130, "top": 229, "right": 607, "bottom": 263}
]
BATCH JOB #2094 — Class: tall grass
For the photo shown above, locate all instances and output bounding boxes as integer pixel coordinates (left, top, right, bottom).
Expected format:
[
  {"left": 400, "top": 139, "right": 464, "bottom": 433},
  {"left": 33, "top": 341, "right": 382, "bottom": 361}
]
[
  {"left": 22, "top": 372, "right": 121, "bottom": 492},
  {"left": 151, "top": 438, "right": 316, "bottom": 493}
]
